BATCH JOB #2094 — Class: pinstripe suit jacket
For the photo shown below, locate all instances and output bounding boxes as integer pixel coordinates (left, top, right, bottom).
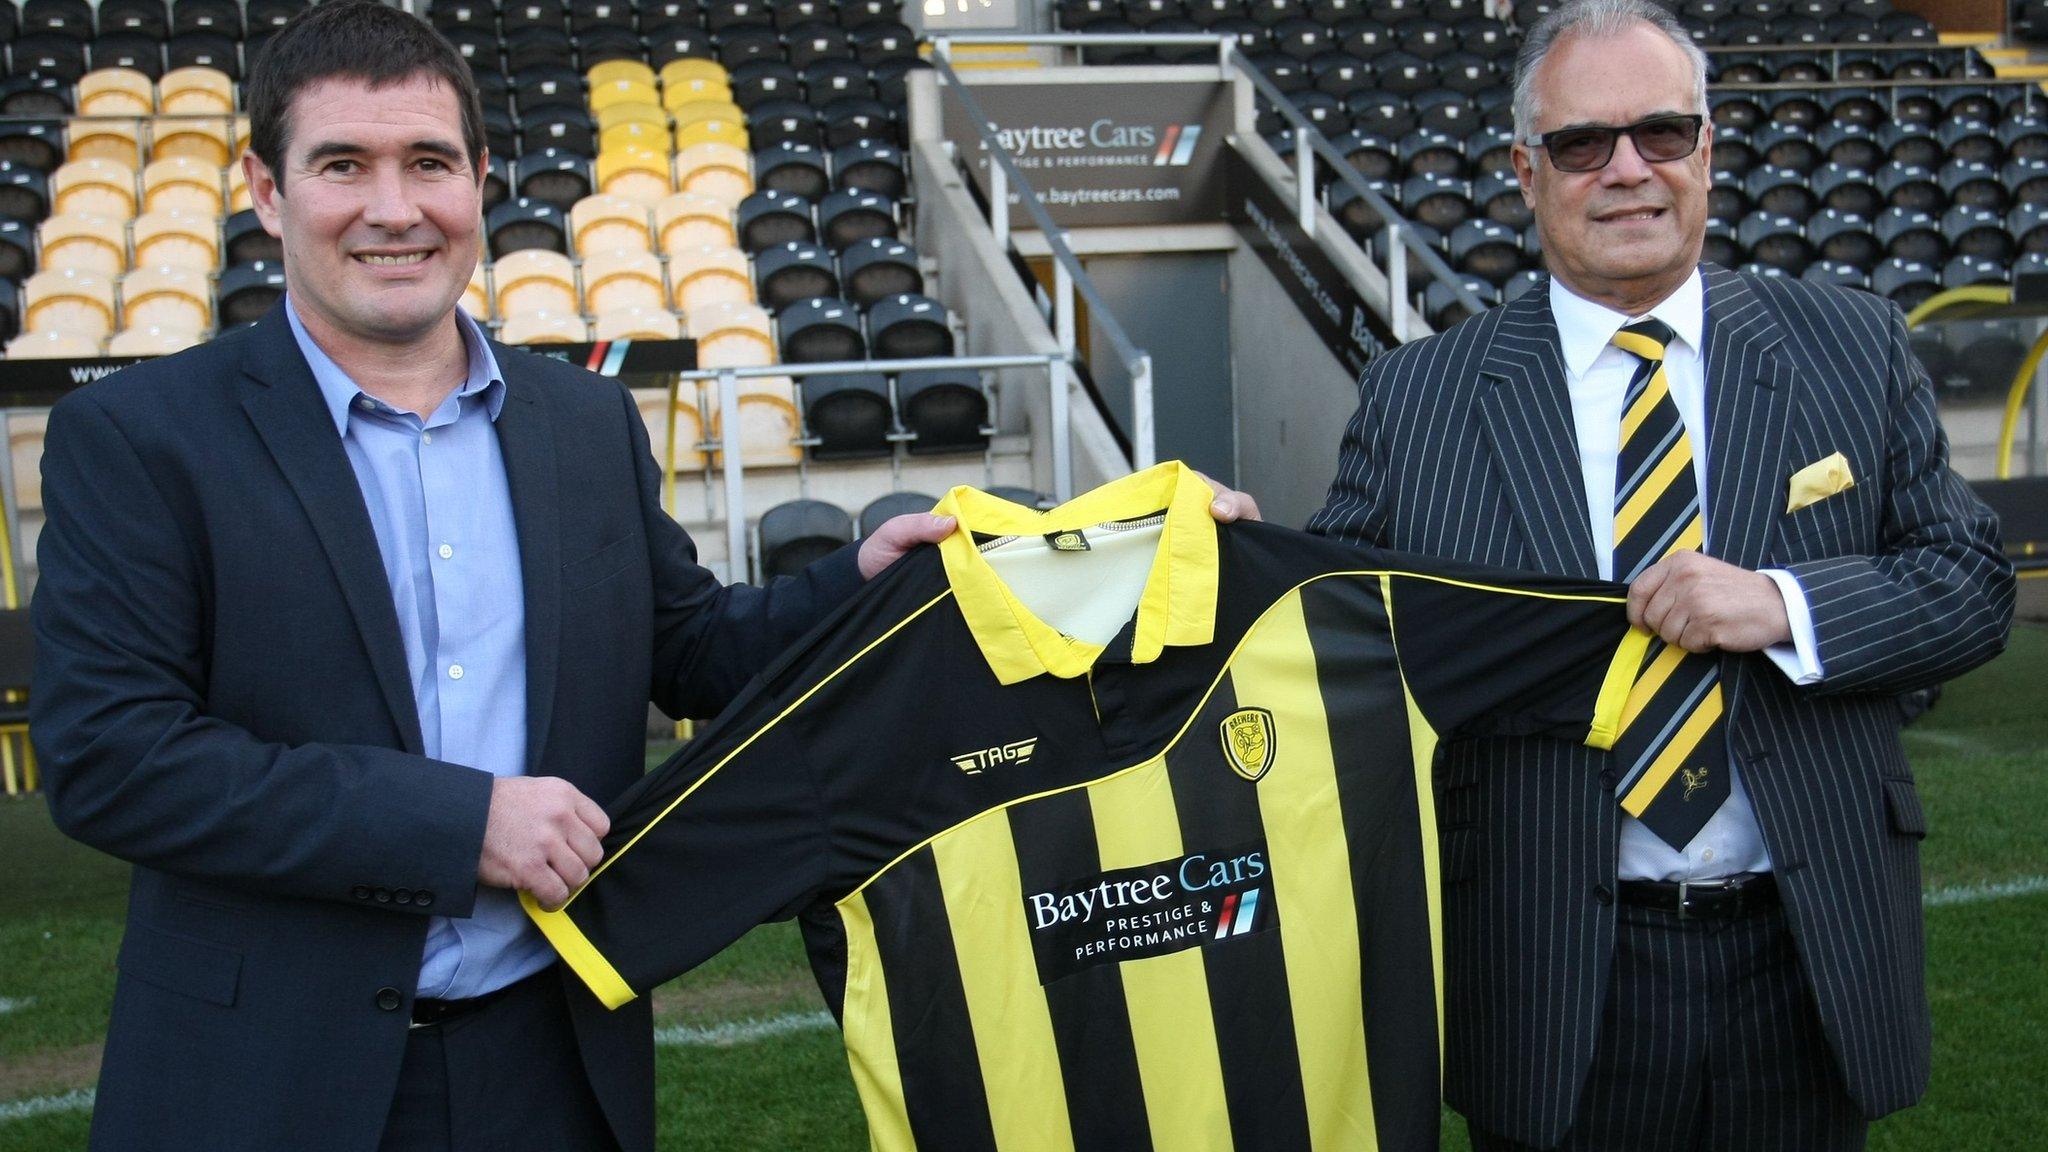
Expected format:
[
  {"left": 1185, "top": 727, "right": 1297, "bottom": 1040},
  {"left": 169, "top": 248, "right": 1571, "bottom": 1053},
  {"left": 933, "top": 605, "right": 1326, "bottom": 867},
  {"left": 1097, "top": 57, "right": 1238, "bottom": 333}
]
[{"left": 1306, "top": 265, "right": 2014, "bottom": 1146}]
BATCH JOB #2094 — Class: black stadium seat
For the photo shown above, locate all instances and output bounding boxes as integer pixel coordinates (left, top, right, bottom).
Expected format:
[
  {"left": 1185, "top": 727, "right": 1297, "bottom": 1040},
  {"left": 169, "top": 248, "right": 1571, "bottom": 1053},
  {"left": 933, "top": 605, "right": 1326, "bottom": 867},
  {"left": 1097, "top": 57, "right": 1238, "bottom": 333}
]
[
  {"left": 0, "top": 164, "right": 50, "bottom": 224},
  {"left": 91, "top": 33, "right": 167, "bottom": 76},
  {"left": 1941, "top": 159, "right": 2008, "bottom": 214},
  {"left": 1800, "top": 259, "right": 1870, "bottom": 290},
  {"left": 482, "top": 155, "right": 512, "bottom": 210},
  {"left": 1942, "top": 204, "right": 2015, "bottom": 263},
  {"left": 1938, "top": 119, "right": 2003, "bottom": 168},
  {"left": 1475, "top": 170, "right": 1530, "bottom": 228},
  {"left": 750, "top": 99, "right": 824, "bottom": 150},
  {"left": 2011, "top": 201, "right": 2048, "bottom": 254},
  {"left": 1814, "top": 162, "right": 1881, "bottom": 219},
  {"left": 738, "top": 189, "right": 817, "bottom": 252},
  {"left": 822, "top": 97, "right": 896, "bottom": 149},
  {"left": 1744, "top": 165, "right": 1816, "bottom": 222},
  {"left": 1876, "top": 205, "right": 1946, "bottom": 264},
  {"left": 1814, "top": 122, "right": 1880, "bottom": 171},
  {"left": 1807, "top": 208, "right": 1880, "bottom": 269},
  {"left": 2006, "top": 156, "right": 2048, "bottom": 207},
  {"left": 838, "top": 236, "right": 922, "bottom": 306},
  {"left": 818, "top": 188, "right": 896, "bottom": 250},
  {"left": 755, "top": 240, "right": 840, "bottom": 309},
  {"left": 486, "top": 197, "right": 570, "bottom": 257},
  {"left": 0, "top": 75, "right": 73, "bottom": 118},
  {"left": 868, "top": 293, "right": 953, "bottom": 359},
  {"left": 101, "top": 0, "right": 168, "bottom": 38},
  {"left": 898, "top": 368, "right": 990, "bottom": 455},
  {"left": 1709, "top": 168, "right": 1751, "bottom": 222},
  {"left": 1424, "top": 276, "right": 1499, "bottom": 330},
  {"left": 778, "top": 296, "right": 866, "bottom": 362},
  {"left": 0, "top": 220, "right": 33, "bottom": 283},
  {"left": 1877, "top": 163, "right": 1944, "bottom": 215},
  {"left": 1400, "top": 172, "right": 1473, "bottom": 232},
  {"left": 1871, "top": 256, "right": 1940, "bottom": 309},
  {"left": 173, "top": 0, "right": 243, "bottom": 37},
  {"left": 513, "top": 149, "right": 594, "bottom": 210},
  {"left": 217, "top": 260, "right": 289, "bottom": 326},
  {"left": 757, "top": 499, "right": 854, "bottom": 580},
  {"left": 1449, "top": 217, "right": 1523, "bottom": 286},
  {"left": 0, "top": 123, "right": 64, "bottom": 174},
  {"left": 859, "top": 491, "right": 939, "bottom": 536},
  {"left": 832, "top": 140, "right": 906, "bottom": 199},
  {"left": 1753, "top": 121, "right": 1820, "bottom": 173},
  {"left": 12, "top": 33, "right": 90, "bottom": 81},
  {"left": 800, "top": 371, "right": 893, "bottom": 459},
  {"left": 1738, "top": 212, "right": 1813, "bottom": 274},
  {"left": 756, "top": 142, "right": 832, "bottom": 200},
  {"left": 225, "top": 208, "right": 282, "bottom": 265},
  {"left": 1336, "top": 129, "right": 1400, "bottom": 180},
  {"left": 23, "top": 0, "right": 94, "bottom": 39},
  {"left": 167, "top": 30, "right": 237, "bottom": 75}
]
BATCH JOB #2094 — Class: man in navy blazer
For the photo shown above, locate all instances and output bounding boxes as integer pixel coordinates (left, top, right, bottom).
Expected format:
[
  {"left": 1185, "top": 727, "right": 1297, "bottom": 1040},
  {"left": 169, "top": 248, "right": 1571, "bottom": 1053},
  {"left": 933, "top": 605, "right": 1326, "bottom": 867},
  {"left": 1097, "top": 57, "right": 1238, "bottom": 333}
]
[{"left": 27, "top": 4, "right": 962, "bottom": 1150}]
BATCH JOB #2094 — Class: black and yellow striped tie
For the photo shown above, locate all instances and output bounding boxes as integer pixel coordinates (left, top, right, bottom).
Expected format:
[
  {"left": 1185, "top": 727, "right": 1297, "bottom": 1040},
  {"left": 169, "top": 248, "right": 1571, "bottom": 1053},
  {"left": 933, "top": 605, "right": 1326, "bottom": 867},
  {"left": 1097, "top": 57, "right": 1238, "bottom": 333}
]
[{"left": 1609, "top": 318, "right": 1729, "bottom": 850}]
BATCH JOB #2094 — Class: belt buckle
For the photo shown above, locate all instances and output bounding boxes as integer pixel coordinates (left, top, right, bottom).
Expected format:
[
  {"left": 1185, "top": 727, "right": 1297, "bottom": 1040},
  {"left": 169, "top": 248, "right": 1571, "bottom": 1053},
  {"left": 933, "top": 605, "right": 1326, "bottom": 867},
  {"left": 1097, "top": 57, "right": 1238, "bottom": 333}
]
[{"left": 1677, "top": 879, "right": 1692, "bottom": 921}]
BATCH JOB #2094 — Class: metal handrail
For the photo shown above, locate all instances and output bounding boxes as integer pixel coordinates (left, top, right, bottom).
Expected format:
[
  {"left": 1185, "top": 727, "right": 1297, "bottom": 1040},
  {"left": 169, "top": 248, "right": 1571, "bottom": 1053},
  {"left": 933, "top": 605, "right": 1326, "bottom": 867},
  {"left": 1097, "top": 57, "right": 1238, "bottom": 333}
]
[{"left": 925, "top": 43, "right": 1159, "bottom": 468}]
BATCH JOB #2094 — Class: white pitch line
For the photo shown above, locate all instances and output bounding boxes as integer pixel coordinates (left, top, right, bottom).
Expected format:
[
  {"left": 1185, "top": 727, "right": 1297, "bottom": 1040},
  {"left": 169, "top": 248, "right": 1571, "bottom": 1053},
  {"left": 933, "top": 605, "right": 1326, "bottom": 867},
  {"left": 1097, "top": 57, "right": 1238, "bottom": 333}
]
[
  {"left": 1924, "top": 875, "right": 2048, "bottom": 907},
  {"left": 0, "top": 1088, "right": 94, "bottom": 1123},
  {"left": 655, "top": 1010, "right": 835, "bottom": 1048},
  {"left": 0, "top": 996, "right": 33, "bottom": 1015}
]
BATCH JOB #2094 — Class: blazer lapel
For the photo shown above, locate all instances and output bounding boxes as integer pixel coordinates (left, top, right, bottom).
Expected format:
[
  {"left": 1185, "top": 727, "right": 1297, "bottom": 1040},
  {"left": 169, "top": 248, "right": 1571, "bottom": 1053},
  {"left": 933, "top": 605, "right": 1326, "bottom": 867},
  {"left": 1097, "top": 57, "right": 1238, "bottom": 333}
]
[
  {"left": 1476, "top": 284, "right": 1602, "bottom": 578},
  {"left": 1698, "top": 265, "right": 1794, "bottom": 573},
  {"left": 491, "top": 347, "right": 561, "bottom": 776},
  {"left": 235, "top": 306, "right": 425, "bottom": 754}
]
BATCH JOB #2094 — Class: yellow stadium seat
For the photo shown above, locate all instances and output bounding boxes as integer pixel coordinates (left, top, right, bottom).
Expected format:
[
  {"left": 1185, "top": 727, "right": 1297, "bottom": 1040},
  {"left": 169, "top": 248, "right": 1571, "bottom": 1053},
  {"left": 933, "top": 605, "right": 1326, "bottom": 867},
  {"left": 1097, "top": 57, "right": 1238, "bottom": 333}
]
[
  {"left": 686, "top": 300, "right": 776, "bottom": 368},
  {"left": 568, "top": 193, "right": 653, "bottom": 255},
  {"left": 461, "top": 261, "right": 491, "bottom": 320},
  {"left": 77, "top": 68, "right": 156, "bottom": 117},
  {"left": 142, "top": 156, "right": 224, "bottom": 215},
  {"left": 5, "top": 330, "right": 103, "bottom": 358},
  {"left": 69, "top": 118, "right": 143, "bottom": 166},
  {"left": 498, "top": 311, "right": 589, "bottom": 345},
  {"left": 668, "top": 245, "right": 754, "bottom": 313},
  {"left": 595, "top": 100, "right": 668, "bottom": 132},
  {"left": 597, "top": 120, "right": 669, "bottom": 162},
  {"left": 707, "top": 377, "right": 803, "bottom": 468},
  {"left": 654, "top": 191, "right": 737, "bottom": 253},
  {"left": 158, "top": 67, "right": 234, "bottom": 116},
  {"left": 673, "top": 143, "right": 752, "bottom": 208},
  {"left": 131, "top": 209, "right": 220, "bottom": 271},
  {"left": 591, "top": 82, "right": 664, "bottom": 118},
  {"left": 52, "top": 158, "right": 139, "bottom": 220},
  {"left": 120, "top": 264, "right": 213, "bottom": 332},
  {"left": 588, "top": 60, "right": 658, "bottom": 90},
  {"left": 37, "top": 213, "right": 128, "bottom": 276},
  {"left": 152, "top": 116, "right": 232, "bottom": 166},
  {"left": 580, "top": 249, "right": 666, "bottom": 315},
  {"left": 593, "top": 306, "right": 682, "bottom": 341},
  {"left": 9, "top": 412, "right": 45, "bottom": 512},
  {"left": 636, "top": 385, "right": 706, "bottom": 473},
  {"left": 672, "top": 118, "right": 749, "bottom": 153},
  {"left": 660, "top": 76, "right": 734, "bottom": 113},
  {"left": 24, "top": 268, "right": 118, "bottom": 340},
  {"left": 490, "top": 249, "right": 578, "bottom": 319},
  {"left": 593, "top": 148, "right": 672, "bottom": 207},
  {"left": 669, "top": 100, "right": 746, "bottom": 130},
  {"left": 226, "top": 159, "right": 252, "bottom": 213},
  {"left": 107, "top": 324, "right": 204, "bottom": 356},
  {"left": 660, "top": 58, "right": 730, "bottom": 92}
]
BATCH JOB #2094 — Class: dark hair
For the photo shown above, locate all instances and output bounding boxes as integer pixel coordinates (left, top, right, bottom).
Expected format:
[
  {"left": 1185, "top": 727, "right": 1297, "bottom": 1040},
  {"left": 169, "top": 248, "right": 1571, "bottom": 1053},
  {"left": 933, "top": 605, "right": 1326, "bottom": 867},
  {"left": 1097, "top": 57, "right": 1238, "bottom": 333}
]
[{"left": 244, "top": 0, "right": 487, "bottom": 182}]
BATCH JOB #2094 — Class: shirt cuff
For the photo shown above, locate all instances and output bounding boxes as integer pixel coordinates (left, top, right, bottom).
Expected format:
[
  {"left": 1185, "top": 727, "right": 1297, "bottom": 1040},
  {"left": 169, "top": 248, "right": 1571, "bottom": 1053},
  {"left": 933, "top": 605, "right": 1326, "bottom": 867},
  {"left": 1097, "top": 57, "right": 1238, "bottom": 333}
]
[{"left": 1759, "top": 568, "right": 1824, "bottom": 685}]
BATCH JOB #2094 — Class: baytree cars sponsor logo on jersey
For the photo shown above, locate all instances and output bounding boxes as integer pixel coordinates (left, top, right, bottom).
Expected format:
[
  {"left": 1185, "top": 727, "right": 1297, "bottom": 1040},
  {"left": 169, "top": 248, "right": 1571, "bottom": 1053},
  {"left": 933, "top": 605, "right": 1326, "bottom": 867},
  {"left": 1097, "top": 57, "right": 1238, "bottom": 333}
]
[
  {"left": 987, "top": 120, "right": 1204, "bottom": 166},
  {"left": 1024, "top": 841, "right": 1277, "bottom": 983},
  {"left": 951, "top": 738, "right": 1037, "bottom": 775}
]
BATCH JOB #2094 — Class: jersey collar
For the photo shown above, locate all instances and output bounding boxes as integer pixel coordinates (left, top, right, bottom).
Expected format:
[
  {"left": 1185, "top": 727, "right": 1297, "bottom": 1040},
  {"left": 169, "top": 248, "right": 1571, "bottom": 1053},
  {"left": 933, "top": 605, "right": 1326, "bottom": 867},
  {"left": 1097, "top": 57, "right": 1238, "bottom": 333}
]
[{"left": 935, "top": 461, "right": 1220, "bottom": 685}]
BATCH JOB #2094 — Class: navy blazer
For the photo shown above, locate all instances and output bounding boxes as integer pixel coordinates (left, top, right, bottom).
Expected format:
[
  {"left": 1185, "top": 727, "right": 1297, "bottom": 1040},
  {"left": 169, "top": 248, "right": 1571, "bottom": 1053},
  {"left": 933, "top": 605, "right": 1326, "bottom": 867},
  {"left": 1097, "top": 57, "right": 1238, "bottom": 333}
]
[
  {"left": 31, "top": 304, "right": 863, "bottom": 1152},
  {"left": 1308, "top": 267, "right": 2014, "bottom": 1146}
]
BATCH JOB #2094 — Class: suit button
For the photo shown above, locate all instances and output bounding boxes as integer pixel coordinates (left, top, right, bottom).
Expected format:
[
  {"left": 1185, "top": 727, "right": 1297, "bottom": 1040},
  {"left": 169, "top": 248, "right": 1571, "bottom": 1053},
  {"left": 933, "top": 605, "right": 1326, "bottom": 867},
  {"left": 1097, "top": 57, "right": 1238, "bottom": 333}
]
[
  {"left": 393, "top": 889, "right": 413, "bottom": 905},
  {"left": 414, "top": 890, "right": 434, "bottom": 908},
  {"left": 1594, "top": 885, "right": 1614, "bottom": 906},
  {"left": 352, "top": 885, "right": 372, "bottom": 901},
  {"left": 375, "top": 987, "right": 404, "bottom": 1012},
  {"left": 374, "top": 888, "right": 392, "bottom": 903},
  {"left": 1598, "top": 770, "right": 1619, "bottom": 790}
]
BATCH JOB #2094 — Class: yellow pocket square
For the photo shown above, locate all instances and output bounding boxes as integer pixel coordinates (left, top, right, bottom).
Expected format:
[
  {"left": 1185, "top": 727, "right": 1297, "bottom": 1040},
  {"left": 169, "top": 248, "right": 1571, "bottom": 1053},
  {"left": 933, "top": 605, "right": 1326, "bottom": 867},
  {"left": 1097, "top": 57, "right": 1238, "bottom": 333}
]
[{"left": 1787, "top": 452, "right": 1854, "bottom": 513}]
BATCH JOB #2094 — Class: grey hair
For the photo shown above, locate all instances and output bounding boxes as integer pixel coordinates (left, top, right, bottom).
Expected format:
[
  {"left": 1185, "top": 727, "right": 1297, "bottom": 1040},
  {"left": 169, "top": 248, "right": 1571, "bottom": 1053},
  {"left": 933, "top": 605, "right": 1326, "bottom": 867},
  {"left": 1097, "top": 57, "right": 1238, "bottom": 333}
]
[{"left": 1511, "top": 0, "right": 1710, "bottom": 140}]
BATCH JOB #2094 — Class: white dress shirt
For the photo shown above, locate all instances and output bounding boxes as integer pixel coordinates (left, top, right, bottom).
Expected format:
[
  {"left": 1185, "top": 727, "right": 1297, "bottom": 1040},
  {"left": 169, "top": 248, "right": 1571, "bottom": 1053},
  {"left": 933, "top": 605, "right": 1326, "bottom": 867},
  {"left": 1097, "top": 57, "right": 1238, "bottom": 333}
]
[{"left": 1550, "top": 269, "right": 1822, "bottom": 881}]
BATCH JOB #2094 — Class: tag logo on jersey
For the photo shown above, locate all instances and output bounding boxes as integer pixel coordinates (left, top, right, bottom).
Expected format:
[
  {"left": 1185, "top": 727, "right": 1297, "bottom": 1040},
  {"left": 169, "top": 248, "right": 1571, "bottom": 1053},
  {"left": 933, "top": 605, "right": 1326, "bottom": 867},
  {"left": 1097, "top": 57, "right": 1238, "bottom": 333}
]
[
  {"left": 1220, "top": 708, "right": 1276, "bottom": 781},
  {"left": 1044, "top": 529, "right": 1091, "bottom": 552},
  {"left": 1023, "top": 840, "right": 1277, "bottom": 984},
  {"left": 1683, "top": 765, "right": 1710, "bottom": 801},
  {"left": 952, "top": 738, "right": 1038, "bottom": 775}
]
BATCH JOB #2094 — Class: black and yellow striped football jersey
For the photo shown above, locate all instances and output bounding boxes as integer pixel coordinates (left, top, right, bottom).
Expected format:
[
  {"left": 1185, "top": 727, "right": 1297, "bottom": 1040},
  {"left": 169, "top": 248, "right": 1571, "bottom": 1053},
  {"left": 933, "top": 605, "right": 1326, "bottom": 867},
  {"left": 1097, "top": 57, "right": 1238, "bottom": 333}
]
[{"left": 526, "top": 462, "right": 1648, "bottom": 1152}]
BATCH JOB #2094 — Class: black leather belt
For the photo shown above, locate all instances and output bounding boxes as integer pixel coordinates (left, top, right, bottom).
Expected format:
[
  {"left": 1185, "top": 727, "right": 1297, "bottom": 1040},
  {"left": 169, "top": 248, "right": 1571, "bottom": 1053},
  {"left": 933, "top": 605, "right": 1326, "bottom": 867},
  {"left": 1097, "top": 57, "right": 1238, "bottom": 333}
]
[
  {"left": 1617, "top": 872, "right": 1778, "bottom": 920},
  {"left": 409, "top": 980, "right": 519, "bottom": 1029}
]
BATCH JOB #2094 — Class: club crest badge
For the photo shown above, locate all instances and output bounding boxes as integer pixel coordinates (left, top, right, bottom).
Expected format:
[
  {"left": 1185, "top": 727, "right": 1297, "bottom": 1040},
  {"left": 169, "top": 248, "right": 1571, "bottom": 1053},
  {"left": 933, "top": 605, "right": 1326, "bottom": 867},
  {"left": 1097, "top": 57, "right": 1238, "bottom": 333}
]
[{"left": 1219, "top": 708, "right": 1276, "bottom": 782}]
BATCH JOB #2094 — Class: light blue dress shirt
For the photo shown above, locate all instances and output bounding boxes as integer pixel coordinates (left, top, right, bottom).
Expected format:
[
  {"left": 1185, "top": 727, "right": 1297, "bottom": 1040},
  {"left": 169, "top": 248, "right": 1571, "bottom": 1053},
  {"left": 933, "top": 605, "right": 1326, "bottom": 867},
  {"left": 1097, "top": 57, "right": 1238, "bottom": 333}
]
[{"left": 288, "top": 299, "right": 554, "bottom": 999}]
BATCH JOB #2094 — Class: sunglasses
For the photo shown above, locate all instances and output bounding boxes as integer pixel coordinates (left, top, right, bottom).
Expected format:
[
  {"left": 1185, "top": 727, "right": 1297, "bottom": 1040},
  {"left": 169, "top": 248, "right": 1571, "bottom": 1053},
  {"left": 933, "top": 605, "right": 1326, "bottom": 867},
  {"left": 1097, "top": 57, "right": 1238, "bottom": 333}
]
[{"left": 1522, "top": 114, "right": 1705, "bottom": 173}]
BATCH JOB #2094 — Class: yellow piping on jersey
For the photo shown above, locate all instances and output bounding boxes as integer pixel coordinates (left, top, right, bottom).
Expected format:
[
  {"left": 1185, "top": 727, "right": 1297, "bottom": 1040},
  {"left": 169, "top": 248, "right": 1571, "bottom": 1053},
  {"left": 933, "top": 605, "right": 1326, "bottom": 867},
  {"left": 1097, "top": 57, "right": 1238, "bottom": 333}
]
[
  {"left": 838, "top": 566, "right": 1633, "bottom": 907},
  {"left": 521, "top": 891, "right": 636, "bottom": 1007},
  {"left": 1589, "top": 626, "right": 1656, "bottom": 750}
]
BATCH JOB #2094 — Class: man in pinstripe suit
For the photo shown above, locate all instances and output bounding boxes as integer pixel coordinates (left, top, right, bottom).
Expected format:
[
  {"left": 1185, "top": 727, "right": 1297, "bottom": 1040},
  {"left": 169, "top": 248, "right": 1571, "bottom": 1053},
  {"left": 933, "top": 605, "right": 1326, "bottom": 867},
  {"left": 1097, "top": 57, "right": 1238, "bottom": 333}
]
[{"left": 1307, "top": 1, "right": 2015, "bottom": 1148}]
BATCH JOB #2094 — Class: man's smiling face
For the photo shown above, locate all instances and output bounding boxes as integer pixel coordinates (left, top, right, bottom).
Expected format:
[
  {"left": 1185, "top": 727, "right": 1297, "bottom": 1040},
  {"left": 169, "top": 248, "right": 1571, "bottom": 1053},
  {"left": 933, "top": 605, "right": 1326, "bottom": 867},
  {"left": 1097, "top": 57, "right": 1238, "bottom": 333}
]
[
  {"left": 247, "top": 72, "right": 483, "bottom": 351},
  {"left": 1513, "top": 20, "right": 1712, "bottom": 312}
]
